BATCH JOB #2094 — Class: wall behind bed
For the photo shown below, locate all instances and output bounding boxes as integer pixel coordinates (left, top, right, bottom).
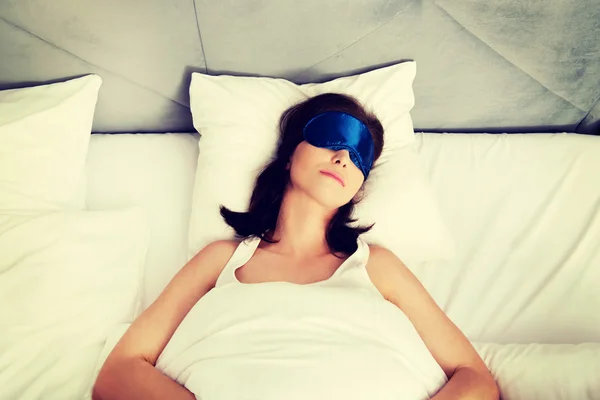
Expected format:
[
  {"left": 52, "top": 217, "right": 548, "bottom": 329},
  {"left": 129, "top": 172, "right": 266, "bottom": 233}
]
[{"left": 1, "top": 0, "right": 599, "bottom": 134}]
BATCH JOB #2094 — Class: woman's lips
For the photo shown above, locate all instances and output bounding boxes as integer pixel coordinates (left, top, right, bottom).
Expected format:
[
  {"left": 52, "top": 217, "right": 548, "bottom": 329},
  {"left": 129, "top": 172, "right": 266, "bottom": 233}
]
[{"left": 320, "top": 170, "right": 345, "bottom": 186}]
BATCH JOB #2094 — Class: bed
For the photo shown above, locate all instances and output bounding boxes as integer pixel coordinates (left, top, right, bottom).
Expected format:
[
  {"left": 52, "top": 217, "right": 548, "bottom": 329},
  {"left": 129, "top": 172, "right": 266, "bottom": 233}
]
[
  {"left": 1, "top": 1, "right": 600, "bottom": 399},
  {"left": 84, "top": 131, "right": 600, "bottom": 400}
]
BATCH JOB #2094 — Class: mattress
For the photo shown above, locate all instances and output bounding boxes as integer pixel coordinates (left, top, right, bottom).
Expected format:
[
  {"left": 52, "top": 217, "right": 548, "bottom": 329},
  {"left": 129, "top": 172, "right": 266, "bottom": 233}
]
[{"left": 85, "top": 132, "right": 600, "bottom": 344}]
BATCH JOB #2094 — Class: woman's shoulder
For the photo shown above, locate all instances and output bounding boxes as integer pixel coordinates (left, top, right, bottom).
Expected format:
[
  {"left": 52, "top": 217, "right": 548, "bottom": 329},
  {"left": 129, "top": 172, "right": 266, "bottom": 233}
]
[
  {"left": 366, "top": 243, "right": 400, "bottom": 263},
  {"left": 186, "top": 240, "right": 240, "bottom": 279},
  {"left": 366, "top": 245, "right": 405, "bottom": 272},
  {"left": 203, "top": 239, "right": 240, "bottom": 252},
  {"left": 365, "top": 244, "right": 411, "bottom": 297},
  {"left": 195, "top": 240, "right": 240, "bottom": 262}
]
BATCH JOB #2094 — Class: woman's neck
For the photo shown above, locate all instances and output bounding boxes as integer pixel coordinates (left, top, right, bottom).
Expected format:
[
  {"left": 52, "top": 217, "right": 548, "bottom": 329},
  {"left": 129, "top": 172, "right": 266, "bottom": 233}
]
[{"left": 267, "top": 189, "right": 334, "bottom": 257}]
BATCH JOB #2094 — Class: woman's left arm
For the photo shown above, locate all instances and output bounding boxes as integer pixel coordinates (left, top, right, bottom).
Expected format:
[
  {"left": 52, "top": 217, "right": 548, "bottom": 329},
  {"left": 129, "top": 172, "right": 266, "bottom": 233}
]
[{"left": 367, "top": 246, "right": 499, "bottom": 400}]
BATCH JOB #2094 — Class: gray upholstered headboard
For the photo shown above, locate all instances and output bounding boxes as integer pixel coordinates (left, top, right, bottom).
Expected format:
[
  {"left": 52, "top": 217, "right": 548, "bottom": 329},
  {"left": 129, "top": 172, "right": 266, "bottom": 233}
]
[{"left": 1, "top": 0, "right": 599, "bottom": 134}]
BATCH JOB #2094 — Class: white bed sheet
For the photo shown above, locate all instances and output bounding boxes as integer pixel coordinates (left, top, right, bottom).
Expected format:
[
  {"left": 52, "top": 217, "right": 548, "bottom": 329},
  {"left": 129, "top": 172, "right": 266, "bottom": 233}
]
[
  {"left": 85, "top": 132, "right": 600, "bottom": 344},
  {"left": 414, "top": 133, "right": 600, "bottom": 344}
]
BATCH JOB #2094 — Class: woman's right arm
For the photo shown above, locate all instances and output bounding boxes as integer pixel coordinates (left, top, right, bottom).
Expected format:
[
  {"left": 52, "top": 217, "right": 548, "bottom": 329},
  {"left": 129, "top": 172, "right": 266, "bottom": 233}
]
[{"left": 92, "top": 240, "right": 237, "bottom": 400}]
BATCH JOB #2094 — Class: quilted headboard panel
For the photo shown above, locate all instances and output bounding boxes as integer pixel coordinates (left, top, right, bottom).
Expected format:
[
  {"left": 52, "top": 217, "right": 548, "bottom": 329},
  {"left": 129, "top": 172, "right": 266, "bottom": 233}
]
[{"left": 1, "top": 0, "right": 599, "bottom": 134}]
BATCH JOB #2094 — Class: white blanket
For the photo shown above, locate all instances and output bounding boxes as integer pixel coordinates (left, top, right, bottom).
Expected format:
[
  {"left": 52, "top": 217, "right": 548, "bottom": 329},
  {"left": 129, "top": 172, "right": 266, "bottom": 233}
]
[{"left": 156, "top": 283, "right": 447, "bottom": 400}]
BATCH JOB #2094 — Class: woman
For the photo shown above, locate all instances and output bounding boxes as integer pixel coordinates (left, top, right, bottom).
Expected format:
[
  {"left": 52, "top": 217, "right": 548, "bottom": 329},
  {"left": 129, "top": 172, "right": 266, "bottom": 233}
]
[{"left": 93, "top": 93, "right": 499, "bottom": 400}]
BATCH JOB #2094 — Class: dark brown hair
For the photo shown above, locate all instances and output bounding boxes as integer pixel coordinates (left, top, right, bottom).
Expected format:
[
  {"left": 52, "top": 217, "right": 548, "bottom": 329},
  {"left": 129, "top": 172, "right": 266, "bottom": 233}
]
[{"left": 220, "top": 93, "right": 384, "bottom": 256}]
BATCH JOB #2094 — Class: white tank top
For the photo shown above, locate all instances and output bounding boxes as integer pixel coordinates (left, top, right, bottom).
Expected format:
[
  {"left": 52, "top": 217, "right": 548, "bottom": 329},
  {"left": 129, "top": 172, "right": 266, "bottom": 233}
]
[
  {"left": 157, "top": 237, "right": 448, "bottom": 400},
  {"left": 214, "top": 236, "right": 383, "bottom": 296}
]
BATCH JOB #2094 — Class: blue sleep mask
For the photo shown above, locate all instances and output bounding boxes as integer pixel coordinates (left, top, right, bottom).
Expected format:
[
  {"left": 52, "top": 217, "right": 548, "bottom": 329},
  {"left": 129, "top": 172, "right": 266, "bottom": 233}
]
[{"left": 302, "top": 111, "right": 375, "bottom": 178}]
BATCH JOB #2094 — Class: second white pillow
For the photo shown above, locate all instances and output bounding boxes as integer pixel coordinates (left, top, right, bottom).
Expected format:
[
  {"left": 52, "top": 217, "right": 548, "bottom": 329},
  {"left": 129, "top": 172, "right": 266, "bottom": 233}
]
[{"left": 0, "top": 208, "right": 149, "bottom": 400}]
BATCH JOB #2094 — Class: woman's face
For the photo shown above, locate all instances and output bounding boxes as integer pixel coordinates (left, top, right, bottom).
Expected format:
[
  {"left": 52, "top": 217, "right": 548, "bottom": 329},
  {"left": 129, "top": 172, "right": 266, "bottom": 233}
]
[{"left": 288, "top": 141, "right": 365, "bottom": 210}]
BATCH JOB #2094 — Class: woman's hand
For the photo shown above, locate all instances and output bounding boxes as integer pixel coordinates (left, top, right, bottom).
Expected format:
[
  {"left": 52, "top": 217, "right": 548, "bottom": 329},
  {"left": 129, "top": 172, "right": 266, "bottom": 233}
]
[{"left": 92, "top": 357, "right": 195, "bottom": 400}]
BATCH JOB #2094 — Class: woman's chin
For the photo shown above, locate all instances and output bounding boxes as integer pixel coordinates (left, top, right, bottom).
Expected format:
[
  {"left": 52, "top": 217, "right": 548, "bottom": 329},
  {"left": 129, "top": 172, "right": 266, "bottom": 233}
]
[{"left": 307, "top": 188, "right": 353, "bottom": 211}]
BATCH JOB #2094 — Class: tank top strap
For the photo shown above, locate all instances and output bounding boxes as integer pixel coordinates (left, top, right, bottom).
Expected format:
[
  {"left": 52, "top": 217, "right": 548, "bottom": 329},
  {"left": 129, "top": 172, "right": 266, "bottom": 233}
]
[
  {"left": 215, "top": 237, "right": 261, "bottom": 288},
  {"left": 328, "top": 237, "right": 384, "bottom": 299}
]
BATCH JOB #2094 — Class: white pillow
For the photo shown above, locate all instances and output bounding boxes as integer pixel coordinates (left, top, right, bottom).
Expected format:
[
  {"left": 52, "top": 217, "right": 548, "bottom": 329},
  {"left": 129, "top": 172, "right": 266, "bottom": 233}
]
[
  {"left": 474, "top": 342, "right": 600, "bottom": 400},
  {"left": 188, "top": 62, "right": 454, "bottom": 266},
  {"left": 0, "top": 208, "right": 149, "bottom": 400},
  {"left": 0, "top": 75, "right": 102, "bottom": 213}
]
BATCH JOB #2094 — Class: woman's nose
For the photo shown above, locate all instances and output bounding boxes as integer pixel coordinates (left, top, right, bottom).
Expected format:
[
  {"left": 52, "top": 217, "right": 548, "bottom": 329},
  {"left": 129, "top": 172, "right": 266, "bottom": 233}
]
[{"left": 333, "top": 149, "right": 350, "bottom": 167}]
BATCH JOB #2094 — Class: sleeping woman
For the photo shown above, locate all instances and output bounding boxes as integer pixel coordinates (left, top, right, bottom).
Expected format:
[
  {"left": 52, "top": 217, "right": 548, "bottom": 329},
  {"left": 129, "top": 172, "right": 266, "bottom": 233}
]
[{"left": 92, "top": 93, "right": 499, "bottom": 400}]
